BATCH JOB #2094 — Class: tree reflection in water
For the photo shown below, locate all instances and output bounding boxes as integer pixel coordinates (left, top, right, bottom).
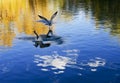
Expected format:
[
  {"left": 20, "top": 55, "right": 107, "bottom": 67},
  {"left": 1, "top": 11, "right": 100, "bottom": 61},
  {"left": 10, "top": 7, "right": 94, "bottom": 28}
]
[{"left": 1, "top": 0, "right": 120, "bottom": 46}]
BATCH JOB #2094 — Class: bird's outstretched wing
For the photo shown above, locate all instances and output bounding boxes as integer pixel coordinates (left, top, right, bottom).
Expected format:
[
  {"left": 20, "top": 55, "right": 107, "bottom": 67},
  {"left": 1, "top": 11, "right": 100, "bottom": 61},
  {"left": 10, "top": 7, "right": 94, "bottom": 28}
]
[
  {"left": 50, "top": 11, "right": 58, "bottom": 22},
  {"left": 38, "top": 15, "right": 50, "bottom": 25}
]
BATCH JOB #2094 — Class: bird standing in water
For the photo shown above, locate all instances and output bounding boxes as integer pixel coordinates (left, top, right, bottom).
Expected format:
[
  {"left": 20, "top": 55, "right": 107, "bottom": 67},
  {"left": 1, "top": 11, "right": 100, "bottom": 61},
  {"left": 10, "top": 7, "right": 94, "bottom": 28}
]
[{"left": 37, "top": 11, "right": 58, "bottom": 30}]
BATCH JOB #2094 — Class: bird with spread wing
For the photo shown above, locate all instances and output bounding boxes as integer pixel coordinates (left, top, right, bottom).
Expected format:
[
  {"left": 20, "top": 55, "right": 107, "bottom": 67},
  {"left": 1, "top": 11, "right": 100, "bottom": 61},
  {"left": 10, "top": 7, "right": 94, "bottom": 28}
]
[{"left": 37, "top": 11, "right": 58, "bottom": 30}]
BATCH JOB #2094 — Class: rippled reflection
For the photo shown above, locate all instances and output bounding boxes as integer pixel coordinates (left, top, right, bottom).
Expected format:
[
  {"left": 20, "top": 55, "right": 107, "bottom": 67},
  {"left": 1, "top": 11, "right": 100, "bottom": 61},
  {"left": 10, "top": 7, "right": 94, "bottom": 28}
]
[
  {"left": 0, "top": 0, "right": 60, "bottom": 46},
  {"left": 61, "top": 0, "right": 120, "bottom": 36},
  {"left": 34, "top": 49, "right": 106, "bottom": 74},
  {"left": 81, "top": 57, "right": 106, "bottom": 72},
  {"left": 34, "top": 49, "right": 79, "bottom": 74},
  {"left": 0, "top": 0, "right": 120, "bottom": 46}
]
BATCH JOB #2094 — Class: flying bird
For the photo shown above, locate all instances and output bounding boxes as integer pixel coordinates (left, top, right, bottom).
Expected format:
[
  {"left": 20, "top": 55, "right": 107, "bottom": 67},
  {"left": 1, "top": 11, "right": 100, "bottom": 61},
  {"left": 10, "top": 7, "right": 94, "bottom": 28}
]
[{"left": 37, "top": 11, "right": 58, "bottom": 30}]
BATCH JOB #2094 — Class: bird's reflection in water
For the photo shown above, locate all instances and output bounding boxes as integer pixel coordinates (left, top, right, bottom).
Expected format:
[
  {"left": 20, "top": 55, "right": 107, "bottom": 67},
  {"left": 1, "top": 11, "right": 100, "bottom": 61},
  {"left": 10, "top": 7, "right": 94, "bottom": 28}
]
[
  {"left": 33, "top": 30, "right": 64, "bottom": 48},
  {"left": 16, "top": 30, "right": 64, "bottom": 48},
  {"left": 33, "top": 41, "right": 51, "bottom": 48}
]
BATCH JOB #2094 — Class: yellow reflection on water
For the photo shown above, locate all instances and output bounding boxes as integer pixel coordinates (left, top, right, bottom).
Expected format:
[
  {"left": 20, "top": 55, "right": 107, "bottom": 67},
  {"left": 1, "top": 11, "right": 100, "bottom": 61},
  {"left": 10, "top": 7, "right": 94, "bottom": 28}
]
[
  {"left": 2, "top": 0, "right": 120, "bottom": 47},
  {"left": 0, "top": 0, "right": 60, "bottom": 46}
]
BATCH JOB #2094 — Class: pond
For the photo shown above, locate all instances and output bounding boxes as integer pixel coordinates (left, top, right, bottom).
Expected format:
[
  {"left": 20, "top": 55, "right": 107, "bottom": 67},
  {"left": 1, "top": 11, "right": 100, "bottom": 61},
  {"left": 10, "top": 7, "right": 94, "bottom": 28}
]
[{"left": 0, "top": 0, "right": 120, "bottom": 83}]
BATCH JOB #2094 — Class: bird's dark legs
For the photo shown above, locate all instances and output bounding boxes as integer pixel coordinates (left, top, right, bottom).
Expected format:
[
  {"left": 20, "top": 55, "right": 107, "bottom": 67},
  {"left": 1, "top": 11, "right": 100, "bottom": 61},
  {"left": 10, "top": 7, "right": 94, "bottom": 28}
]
[{"left": 33, "top": 30, "right": 39, "bottom": 39}]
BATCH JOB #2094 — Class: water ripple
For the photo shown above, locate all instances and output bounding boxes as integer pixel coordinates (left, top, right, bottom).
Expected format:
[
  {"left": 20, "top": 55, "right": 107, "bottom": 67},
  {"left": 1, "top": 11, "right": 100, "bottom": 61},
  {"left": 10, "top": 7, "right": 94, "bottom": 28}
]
[
  {"left": 34, "top": 49, "right": 106, "bottom": 75},
  {"left": 34, "top": 49, "right": 79, "bottom": 74}
]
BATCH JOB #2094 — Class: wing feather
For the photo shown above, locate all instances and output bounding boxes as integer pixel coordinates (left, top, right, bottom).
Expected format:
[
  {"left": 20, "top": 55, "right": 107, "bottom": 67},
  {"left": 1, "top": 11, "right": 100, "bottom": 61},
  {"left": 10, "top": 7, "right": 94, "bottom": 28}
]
[
  {"left": 50, "top": 11, "right": 58, "bottom": 22},
  {"left": 38, "top": 15, "right": 49, "bottom": 24}
]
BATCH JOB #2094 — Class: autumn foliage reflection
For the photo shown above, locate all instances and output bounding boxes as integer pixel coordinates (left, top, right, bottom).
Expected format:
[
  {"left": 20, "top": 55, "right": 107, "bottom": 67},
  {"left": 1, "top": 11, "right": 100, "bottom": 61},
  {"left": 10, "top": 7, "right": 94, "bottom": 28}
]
[
  {"left": 0, "top": 0, "right": 120, "bottom": 46},
  {"left": 0, "top": 0, "right": 59, "bottom": 46}
]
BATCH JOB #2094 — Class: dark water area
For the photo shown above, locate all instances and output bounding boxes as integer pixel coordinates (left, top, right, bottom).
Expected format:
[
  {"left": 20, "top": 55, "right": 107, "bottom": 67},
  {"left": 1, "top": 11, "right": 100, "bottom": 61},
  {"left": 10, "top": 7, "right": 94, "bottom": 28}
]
[{"left": 0, "top": 0, "right": 120, "bottom": 83}]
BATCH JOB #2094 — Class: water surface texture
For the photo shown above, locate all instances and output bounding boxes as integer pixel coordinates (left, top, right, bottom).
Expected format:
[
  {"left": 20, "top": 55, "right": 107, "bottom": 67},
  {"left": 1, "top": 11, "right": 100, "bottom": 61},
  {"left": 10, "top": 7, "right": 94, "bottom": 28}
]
[{"left": 0, "top": 0, "right": 120, "bottom": 83}]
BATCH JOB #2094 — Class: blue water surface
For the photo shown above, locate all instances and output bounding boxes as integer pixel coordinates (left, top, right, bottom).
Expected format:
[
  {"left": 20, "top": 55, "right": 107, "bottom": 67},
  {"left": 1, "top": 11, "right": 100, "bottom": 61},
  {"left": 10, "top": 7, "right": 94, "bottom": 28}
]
[{"left": 0, "top": 0, "right": 120, "bottom": 83}]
